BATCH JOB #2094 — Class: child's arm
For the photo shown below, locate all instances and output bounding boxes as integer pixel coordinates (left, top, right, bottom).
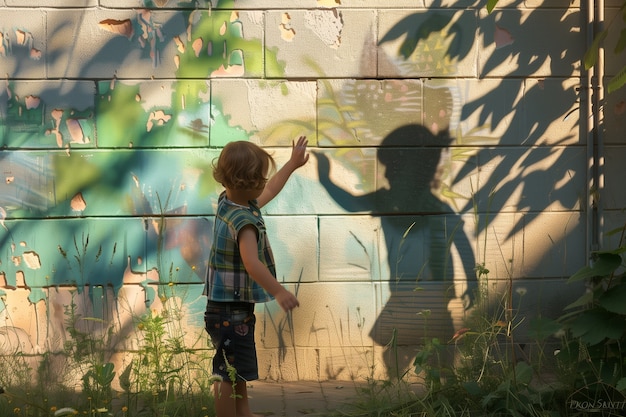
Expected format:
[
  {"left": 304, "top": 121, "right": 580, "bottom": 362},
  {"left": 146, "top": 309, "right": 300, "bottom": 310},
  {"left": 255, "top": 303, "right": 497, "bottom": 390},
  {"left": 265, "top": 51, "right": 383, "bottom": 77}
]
[
  {"left": 257, "top": 136, "right": 309, "bottom": 208},
  {"left": 238, "top": 225, "right": 299, "bottom": 312}
]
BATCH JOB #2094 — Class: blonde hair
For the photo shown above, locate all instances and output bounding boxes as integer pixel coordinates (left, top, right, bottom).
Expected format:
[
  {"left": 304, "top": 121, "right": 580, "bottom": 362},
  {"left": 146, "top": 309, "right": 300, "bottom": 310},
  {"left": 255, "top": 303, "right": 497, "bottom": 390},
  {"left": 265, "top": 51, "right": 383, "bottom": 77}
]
[{"left": 213, "top": 141, "right": 276, "bottom": 190}]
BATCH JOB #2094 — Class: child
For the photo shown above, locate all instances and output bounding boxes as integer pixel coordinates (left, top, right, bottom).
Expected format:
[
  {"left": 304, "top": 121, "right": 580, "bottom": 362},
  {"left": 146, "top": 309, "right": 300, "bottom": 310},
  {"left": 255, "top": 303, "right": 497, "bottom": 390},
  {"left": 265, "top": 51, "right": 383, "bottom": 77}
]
[{"left": 205, "top": 136, "right": 309, "bottom": 417}]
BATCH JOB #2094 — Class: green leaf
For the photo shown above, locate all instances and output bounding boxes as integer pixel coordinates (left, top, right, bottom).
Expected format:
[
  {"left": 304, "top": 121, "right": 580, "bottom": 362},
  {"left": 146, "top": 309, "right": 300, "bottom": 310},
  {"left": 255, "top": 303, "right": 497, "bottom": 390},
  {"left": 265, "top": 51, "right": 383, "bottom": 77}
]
[
  {"left": 564, "top": 290, "right": 594, "bottom": 310},
  {"left": 615, "top": 28, "right": 626, "bottom": 54},
  {"left": 528, "top": 317, "right": 562, "bottom": 340},
  {"left": 569, "top": 309, "right": 625, "bottom": 345},
  {"left": 598, "top": 283, "right": 626, "bottom": 314},
  {"left": 584, "top": 29, "right": 608, "bottom": 70},
  {"left": 486, "top": 0, "right": 499, "bottom": 13},
  {"left": 568, "top": 252, "right": 622, "bottom": 282},
  {"left": 463, "top": 381, "right": 483, "bottom": 396},
  {"left": 616, "top": 377, "right": 626, "bottom": 392},
  {"left": 119, "top": 363, "right": 133, "bottom": 392},
  {"left": 607, "top": 65, "right": 626, "bottom": 93},
  {"left": 514, "top": 361, "right": 533, "bottom": 386}
]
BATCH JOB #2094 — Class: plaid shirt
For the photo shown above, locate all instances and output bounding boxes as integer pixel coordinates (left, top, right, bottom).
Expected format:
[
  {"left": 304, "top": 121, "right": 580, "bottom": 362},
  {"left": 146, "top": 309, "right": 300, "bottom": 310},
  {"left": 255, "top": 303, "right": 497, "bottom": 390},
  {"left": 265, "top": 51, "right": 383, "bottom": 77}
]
[{"left": 205, "top": 192, "right": 276, "bottom": 303}]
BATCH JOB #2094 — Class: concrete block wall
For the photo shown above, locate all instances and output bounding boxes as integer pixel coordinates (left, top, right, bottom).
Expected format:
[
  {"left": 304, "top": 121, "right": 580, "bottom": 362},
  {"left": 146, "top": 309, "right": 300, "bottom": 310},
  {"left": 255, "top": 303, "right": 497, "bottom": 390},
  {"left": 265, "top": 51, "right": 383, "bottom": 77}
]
[{"left": 0, "top": 0, "right": 623, "bottom": 383}]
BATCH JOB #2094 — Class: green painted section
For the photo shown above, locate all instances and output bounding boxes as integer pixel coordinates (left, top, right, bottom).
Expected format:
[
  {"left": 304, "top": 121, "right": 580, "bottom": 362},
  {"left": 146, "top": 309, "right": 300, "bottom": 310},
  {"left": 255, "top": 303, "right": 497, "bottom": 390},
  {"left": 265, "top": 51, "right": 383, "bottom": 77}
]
[{"left": 1, "top": 81, "right": 96, "bottom": 149}]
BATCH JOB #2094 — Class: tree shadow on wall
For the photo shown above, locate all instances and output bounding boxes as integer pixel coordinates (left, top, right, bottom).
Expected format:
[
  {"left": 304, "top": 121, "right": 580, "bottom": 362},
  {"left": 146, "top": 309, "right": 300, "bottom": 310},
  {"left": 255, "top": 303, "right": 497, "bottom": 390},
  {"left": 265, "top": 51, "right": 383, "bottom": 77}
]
[
  {"left": 379, "top": 0, "right": 585, "bottom": 238},
  {"left": 316, "top": 125, "right": 478, "bottom": 378},
  {"left": 305, "top": 0, "right": 586, "bottom": 378}
]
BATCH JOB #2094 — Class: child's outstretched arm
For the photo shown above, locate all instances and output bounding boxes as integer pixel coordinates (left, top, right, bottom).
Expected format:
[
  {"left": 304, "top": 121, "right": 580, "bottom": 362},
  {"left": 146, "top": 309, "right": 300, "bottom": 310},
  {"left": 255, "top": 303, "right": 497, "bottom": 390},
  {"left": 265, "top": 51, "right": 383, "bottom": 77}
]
[
  {"left": 257, "top": 136, "right": 309, "bottom": 208},
  {"left": 238, "top": 225, "right": 299, "bottom": 312}
]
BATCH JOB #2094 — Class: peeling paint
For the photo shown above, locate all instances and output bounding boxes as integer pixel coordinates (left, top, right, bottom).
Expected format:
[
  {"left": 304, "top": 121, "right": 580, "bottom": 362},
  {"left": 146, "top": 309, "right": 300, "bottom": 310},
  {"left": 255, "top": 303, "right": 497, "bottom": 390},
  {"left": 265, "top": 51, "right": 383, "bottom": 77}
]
[
  {"left": 47, "top": 108, "right": 65, "bottom": 148},
  {"left": 304, "top": 9, "right": 343, "bottom": 49},
  {"left": 15, "top": 29, "right": 33, "bottom": 48},
  {"left": 210, "top": 50, "right": 245, "bottom": 77},
  {"left": 192, "top": 37, "right": 203, "bottom": 57},
  {"left": 98, "top": 19, "right": 134, "bottom": 39},
  {"left": 22, "top": 251, "right": 41, "bottom": 270},
  {"left": 279, "top": 13, "right": 296, "bottom": 42},
  {"left": 0, "top": 274, "right": 14, "bottom": 290},
  {"left": 137, "top": 10, "right": 164, "bottom": 66},
  {"left": 0, "top": 31, "right": 9, "bottom": 56},
  {"left": 146, "top": 110, "right": 172, "bottom": 132},
  {"left": 174, "top": 36, "right": 185, "bottom": 53}
]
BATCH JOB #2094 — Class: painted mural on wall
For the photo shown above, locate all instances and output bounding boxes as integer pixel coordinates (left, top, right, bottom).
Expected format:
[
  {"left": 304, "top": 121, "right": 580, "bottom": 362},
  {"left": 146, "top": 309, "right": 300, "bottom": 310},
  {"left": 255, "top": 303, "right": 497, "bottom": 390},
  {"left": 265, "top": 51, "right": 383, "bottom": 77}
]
[
  {"left": 0, "top": 0, "right": 594, "bottom": 382},
  {"left": 0, "top": 3, "right": 286, "bottom": 355}
]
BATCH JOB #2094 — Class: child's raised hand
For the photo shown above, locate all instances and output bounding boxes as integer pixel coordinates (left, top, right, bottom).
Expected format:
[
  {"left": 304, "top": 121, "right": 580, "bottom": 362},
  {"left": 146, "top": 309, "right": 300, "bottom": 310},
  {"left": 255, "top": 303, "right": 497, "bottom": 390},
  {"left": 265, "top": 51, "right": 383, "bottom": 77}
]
[{"left": 289, "top": 136, "right": 310, "bottom": 169}]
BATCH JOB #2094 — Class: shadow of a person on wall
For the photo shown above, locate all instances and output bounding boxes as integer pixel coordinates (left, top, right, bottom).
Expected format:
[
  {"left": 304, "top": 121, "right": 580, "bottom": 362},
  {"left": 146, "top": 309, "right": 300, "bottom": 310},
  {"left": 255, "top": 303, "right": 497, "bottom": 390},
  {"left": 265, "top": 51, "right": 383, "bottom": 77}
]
[{"left": 316, "top": 124, "right": 477, "bottom": 378}]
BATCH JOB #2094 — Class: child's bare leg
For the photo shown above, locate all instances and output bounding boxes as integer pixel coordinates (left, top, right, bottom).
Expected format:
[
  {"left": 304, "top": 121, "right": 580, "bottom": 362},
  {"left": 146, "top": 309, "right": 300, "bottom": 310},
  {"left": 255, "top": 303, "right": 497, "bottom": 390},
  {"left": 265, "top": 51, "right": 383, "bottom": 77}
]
[
  {"left": 214, "top": 381, "right": 236, "bottom": 417},
  {"left": 233, "top": 382, "right": 262, "bottom": 417},
  {"left": 214, "top": 380, "right": 261, "bottom": 417}
]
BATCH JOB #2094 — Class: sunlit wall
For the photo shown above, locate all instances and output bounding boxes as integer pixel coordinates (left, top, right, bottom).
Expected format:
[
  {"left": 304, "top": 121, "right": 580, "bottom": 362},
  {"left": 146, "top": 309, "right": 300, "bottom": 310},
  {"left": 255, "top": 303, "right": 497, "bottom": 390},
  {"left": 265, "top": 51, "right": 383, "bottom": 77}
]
[{"left": 0, "top": 0, "right": 624, "bottom": 382}]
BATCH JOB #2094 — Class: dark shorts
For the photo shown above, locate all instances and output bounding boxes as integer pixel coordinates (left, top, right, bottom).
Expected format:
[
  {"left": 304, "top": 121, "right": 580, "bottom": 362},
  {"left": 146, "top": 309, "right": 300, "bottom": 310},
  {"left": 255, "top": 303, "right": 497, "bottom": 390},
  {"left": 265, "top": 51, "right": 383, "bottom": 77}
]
[{"left": 204, "top": 301, "right": 258, "bottom": 382}]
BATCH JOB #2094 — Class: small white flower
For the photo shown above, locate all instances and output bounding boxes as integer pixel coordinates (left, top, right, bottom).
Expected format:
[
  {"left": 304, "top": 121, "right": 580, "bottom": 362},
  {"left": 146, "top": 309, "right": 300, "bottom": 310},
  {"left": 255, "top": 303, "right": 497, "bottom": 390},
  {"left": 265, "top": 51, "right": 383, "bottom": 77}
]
[
  {"left": 54, "top": 408, "right": 78, "bottom": 417},
  {"left": 209, "top": 374, "right": 224, "bottom": 384}
]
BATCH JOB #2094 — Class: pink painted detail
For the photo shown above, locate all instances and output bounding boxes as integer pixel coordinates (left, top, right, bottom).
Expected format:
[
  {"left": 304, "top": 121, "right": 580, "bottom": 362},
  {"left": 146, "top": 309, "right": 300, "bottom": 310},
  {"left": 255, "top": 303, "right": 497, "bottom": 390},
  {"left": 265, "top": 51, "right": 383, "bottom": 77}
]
[
  {"left": 24, "top": 95, "right": 40, "bottom": 110},
  {"left": 70, "top": 192, "right": 87, "bottom": 212},
  {"left": 30, "top": 48, "right": 42, "bottom": 60},
  {"left": 494, "top": 25, "right": 514, "bottom": 49},
  {"left": 66, "top": 118, "right": 89, "bottom": 144}
]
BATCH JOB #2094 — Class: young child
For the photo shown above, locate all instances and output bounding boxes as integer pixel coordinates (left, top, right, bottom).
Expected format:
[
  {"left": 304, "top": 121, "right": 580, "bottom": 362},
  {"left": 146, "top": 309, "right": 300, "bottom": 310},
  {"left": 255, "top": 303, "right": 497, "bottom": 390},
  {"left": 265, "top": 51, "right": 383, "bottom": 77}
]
[{"left": 205, "top": 136, "right": 309, "bottom": 417}]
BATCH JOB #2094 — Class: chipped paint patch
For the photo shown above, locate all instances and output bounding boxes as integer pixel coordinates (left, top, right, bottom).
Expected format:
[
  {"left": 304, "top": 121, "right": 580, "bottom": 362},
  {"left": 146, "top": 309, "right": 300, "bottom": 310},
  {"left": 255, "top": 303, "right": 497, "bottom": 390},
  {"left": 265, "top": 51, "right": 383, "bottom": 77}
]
[
  {"left": 67, "top": 118, "right": 90, "bottom": 144},
  {"left": 279, "top": 13, "right": 296, "bottom": 42},
  {"left": 22, "top": 251, "right": 41, "bottom": 270},
  {"left": 15, "top": 29, "right": 33, "bottom": 48},
  {"left": 304, "top": 9, "right": 343, "bottom": 49},
  {"left": 147, "top": 110, "right": 172, "bottom": 132},
  {"left": 25, "top": 95, "right": 40, "bottom": 110},
  {"left": 0, "top": 31, "right": 9, "bottom": 56},
  {"left": 71, "top": 192, "right": 87, "bottom": 212},
  {"left": 99, "top": 19, "right": 134, "bottom": 39}
]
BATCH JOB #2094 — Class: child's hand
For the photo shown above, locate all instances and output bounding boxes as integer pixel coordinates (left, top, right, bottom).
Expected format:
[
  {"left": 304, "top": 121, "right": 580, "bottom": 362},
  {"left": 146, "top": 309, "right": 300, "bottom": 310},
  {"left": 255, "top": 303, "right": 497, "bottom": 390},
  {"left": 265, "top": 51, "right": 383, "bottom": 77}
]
[
  {"left": 275, "top": 288, "right": 300, "bottom": 312},
  {"left": 289, "top": 136, "right": 310, "bottom": 169}
]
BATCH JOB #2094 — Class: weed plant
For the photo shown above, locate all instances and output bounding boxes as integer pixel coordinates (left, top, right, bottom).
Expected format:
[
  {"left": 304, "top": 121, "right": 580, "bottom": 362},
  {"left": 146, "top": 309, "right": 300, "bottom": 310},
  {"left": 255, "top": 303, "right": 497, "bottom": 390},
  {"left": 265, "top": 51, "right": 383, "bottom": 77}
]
[
  {"left": 0, "top": 286, "right": 216, "bottom": 417},
  {"left": 326, "top": 223, "right": 626, "bottom": 417}
]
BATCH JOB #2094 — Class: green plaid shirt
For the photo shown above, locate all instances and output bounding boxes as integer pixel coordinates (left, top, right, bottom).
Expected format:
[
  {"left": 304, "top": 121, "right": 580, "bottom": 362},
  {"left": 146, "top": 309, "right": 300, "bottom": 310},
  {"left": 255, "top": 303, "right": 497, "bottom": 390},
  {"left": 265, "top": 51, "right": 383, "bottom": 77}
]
[{"left": 205, "top": 192, "right": 276, "bottom": 302}]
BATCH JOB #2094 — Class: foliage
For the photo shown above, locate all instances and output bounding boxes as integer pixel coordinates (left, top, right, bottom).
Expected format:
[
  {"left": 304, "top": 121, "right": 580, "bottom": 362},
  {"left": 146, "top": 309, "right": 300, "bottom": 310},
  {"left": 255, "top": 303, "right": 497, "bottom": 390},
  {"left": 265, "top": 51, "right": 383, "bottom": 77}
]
[
  {"left": 0, "top": 294, "right": 216, "bottom": 417},
  {"left": 321, "top": 222, "right": 626, "bottom": 417}
]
